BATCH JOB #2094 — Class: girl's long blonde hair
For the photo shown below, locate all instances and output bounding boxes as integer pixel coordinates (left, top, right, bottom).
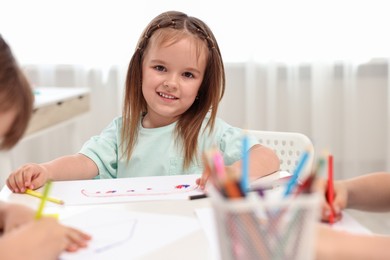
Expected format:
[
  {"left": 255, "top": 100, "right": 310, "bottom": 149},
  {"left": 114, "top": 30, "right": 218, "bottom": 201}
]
[{"left": 121, "top": 11, "right": 225, "bottom": 168}]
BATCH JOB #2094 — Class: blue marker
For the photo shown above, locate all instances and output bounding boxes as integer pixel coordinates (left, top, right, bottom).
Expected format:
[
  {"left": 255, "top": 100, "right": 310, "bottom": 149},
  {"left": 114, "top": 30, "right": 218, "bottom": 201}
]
[
  {"left": 240, "top": 133, "right": 250, "bottom": 194},
  {"left": 283, "top": 150, "right": 309, "bottom": 197}
]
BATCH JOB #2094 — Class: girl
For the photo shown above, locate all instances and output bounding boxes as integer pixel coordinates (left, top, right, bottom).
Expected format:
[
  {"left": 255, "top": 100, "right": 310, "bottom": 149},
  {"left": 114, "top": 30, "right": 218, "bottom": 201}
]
[
  {"left": 7, "top": 11, "right": 279, "bottom": 193},
  {"left": 0, "top": 34, "right": 90, "bottom": 259}
]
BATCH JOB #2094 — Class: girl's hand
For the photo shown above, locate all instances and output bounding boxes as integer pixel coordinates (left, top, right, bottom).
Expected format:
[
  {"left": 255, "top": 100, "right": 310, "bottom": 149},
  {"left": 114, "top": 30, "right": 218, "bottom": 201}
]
[
  {"left": 313, "top": 177, "right": 348, "bottom": 222},
  {"left": 6, "top": 163, "right": 49, "bottom": 193},
  {"left": 196, "top": 153, "right": 212, "bottom": 190}
]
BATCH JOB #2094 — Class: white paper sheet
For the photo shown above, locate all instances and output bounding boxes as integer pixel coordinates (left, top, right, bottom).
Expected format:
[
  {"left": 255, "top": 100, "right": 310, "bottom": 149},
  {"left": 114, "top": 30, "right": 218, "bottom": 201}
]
[
  {"left": 60, "top": 207, "right": 201, "bottom": 260},
  {"left": 1, "top": 174, "right": 205, "bottom": 206},
  {"left": 195, "top": 207, "right": 221, "bottom": 260},
  {"left": 331, "top": 212, "right": 372, "bottom": 235}
]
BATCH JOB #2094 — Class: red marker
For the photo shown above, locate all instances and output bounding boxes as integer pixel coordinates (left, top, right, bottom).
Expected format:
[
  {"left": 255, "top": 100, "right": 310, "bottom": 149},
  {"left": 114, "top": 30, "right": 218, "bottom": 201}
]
[{"left": 327, "top": 154, "right": 335, "bottom": 224}]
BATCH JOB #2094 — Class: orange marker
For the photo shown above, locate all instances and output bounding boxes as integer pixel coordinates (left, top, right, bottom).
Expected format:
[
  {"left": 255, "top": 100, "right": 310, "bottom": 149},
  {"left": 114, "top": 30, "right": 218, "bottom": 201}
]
[{"left": 214, "top": 152, "right": 243, "bottom": 199}]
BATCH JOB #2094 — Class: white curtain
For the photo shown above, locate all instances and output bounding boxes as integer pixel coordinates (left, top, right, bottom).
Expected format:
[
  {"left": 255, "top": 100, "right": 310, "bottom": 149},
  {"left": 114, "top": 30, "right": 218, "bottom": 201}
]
[
  {"left": 219, "top": 60, "right": 390, "bottom": 179},
  {"left": 4, "top": 60, "right": 389, "bottom": 185}
]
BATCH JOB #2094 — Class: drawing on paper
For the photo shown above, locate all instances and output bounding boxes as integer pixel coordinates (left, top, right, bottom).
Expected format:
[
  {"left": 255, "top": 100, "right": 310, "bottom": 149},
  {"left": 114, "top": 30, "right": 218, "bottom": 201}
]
[
  {"left": 81, "top": 183, "right": 199, "bottom": 197},
  {"left": 94, "top": 219, "right": 138, "bottom": 253}
]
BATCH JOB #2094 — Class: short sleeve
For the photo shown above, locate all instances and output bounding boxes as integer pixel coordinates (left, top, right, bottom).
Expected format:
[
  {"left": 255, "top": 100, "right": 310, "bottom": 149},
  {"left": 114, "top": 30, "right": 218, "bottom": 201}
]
[
  {"left": 219, "top": 127, "right": 259, "bottom": 165},
  {"left": 79, "top": 118, "right": 121, "bottom": 179}
]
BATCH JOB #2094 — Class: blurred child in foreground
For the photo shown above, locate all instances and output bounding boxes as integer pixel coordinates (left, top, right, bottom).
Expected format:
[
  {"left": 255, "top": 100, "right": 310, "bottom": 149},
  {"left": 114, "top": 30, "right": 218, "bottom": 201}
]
[{"left": 0, "top": 34, "right": 90, "bottom": 260}]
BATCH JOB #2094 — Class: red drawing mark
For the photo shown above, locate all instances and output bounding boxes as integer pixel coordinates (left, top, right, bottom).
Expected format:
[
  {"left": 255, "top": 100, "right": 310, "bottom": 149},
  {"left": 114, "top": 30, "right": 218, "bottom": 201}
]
[{"left": 81, "top": 184, "right": 199, "bottom": 198}]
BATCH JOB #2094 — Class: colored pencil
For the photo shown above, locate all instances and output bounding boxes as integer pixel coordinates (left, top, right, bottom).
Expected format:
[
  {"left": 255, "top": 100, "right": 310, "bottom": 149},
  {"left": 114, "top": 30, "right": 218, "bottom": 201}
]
[
  {"left": 25, "top": 188, "right": 64, "bottom": 205},
  {"left": 35, "top": 181, "right": 52, "bottom": 220}
]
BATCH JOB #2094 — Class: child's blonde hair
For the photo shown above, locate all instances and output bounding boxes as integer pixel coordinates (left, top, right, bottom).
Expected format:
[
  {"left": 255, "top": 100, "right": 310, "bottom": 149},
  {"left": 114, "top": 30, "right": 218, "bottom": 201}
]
[
  {"left": 121, "top": 10, "right": 225, "bottom": 168},
  {"left": 0, "top": 35, "right": 33, "bottom": 150}
]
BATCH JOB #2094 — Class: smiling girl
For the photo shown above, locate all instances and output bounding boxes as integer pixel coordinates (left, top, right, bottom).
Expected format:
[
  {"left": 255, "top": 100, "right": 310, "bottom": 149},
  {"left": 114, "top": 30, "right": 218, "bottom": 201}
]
[{"left": 7, "top": 11, "right": 279, "bottom": 192}]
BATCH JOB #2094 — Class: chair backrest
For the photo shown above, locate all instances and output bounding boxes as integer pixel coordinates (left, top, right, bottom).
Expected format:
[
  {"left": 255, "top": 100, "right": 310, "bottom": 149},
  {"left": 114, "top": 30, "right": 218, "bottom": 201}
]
[{"left": 247, "top": 130, "right": 314, "bottom": 181}]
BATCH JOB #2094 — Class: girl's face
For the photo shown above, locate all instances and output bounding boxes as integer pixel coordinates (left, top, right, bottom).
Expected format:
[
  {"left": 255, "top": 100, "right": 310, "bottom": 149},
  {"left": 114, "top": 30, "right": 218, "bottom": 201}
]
[{"left": 141, "top": 36, "right": 207, "bottom": 128}]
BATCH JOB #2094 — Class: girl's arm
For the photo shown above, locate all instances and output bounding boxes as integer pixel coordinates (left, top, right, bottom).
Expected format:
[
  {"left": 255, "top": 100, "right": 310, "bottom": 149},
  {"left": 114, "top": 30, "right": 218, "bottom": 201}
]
[
  {"left": 344, "top": 172, "right": 390, "bottom": 211},
  {"left": 42, "top": 154, "right": 99, "bottom": 181},
  {"left": 7, "top": 154, "right": 98, "bottom": 192},
  {"left": 228, "top": 144, "right": 280, "bottom": 180},
  {"left": 197, "top": 144, "right": 280, "bottom": 189}
]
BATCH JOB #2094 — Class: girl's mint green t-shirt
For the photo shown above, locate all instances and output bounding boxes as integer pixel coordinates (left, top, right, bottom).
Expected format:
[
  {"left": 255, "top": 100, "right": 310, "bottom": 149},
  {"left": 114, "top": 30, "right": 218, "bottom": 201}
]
[{"left": 79, "top": 115, "right": 259, "bottom": 179}]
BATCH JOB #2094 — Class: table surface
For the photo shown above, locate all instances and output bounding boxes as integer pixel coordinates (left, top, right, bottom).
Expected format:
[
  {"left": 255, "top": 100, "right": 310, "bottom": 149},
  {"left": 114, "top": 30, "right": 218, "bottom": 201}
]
[
  {"left": 0, "top": 183, "right": 213, "bottom": 260},
  {"left": 0, "top": 181, "right": 371, "bottom": 260}
]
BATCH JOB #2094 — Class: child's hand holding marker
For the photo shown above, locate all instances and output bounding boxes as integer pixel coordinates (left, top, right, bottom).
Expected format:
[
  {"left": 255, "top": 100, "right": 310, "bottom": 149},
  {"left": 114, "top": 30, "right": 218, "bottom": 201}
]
[
  {"left": 213, "top": 152, "right": 243, "bottom": 199},
  {"left": 313, "top": 154, "right": 346, "bottom": 223},
  {"left": 314, "top": 177, "right": 345, "bottom": 223},
  {"left": 327, "top": 154, "right": 335, "bottom": 224},
  {"left": 200, "top": 148, "right": 244, "bottom": 199},
  {"left": 196, "top": 150, "right": 215, "bottom": 190},
  {"left": 35, "top": 181, "right": 92, "bottom": 251}
]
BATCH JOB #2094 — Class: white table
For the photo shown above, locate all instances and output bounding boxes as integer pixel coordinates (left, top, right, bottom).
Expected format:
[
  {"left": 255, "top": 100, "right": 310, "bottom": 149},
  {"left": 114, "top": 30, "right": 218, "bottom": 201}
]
[
  {"left": 0, "top": 176, "right": 372, "bottom": 260},
  {"left": 0, "top": 184, "right": 213, "bottom": 260}
]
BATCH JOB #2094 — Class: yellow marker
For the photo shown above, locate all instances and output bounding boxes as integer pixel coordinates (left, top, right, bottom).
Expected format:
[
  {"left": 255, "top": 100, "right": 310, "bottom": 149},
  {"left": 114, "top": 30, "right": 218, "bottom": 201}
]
[
  {"left": 43, "top": 213, "right": 59, "bottom": 219},
  {"left": 25, "top": 188, "right": 64, "bottom": 205},
  {"left": 34, "top": 181, "right": 52, "bottom": 220}
]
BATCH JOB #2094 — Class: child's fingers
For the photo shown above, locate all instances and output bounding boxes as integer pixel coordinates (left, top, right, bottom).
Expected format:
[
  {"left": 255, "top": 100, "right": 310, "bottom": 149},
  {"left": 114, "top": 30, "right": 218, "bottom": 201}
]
[
  {"left": 65, "top": 227, "right": 91, "bottom": 251},
  {"left": 29, "top": 175, "right": 46, "bottom": 191},
  {"left": 16, "top": 167, "right": 36, "bottom": 192},
  {"left": 6, "top": 172, "right": 23, "bottom": 193},
  {"left": 199, "top": 153, "right": 212, "bottom": 189},
  {"left": 197, "top": 172, "right": 209, "bottom": 190},
  {"left": 320, "top": 198, "right": 343, "bottom": 223},
  {"left": 320, "top": 201, "right": 332, "bottom": 222},
  {"left": 7, "top": 165, "right": 46, "bottom": 193},
  {"left": 5, "top": 177, "right": 16, "bottom": 192},
  {"left": 313, "top": 177, "right": 344, "bottom": 222},
  {"left": 312, "top": 177, "right": 327, "bottom": 194}
]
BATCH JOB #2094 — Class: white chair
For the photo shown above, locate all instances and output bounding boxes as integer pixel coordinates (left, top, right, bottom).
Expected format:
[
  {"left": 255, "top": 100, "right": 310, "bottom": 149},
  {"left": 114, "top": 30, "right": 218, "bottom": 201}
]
[{"left": 247, "top": 130, "right": 314, "bottom": 182}]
